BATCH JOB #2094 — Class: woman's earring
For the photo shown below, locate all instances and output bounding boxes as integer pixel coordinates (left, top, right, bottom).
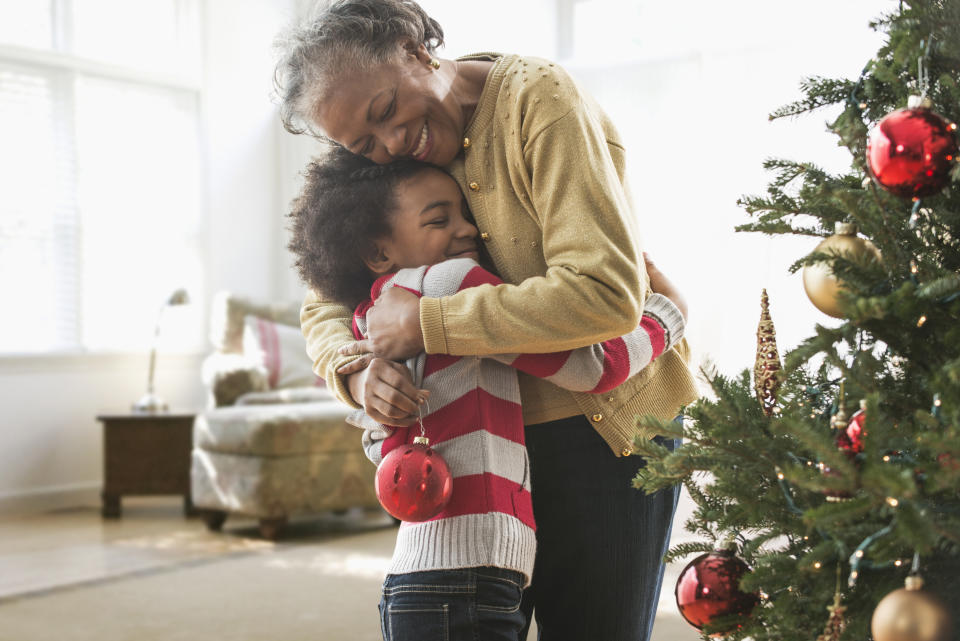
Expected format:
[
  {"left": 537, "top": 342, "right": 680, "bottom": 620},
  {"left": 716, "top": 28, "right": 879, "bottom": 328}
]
[{"left": 430, "top": 58, "right": 440, "bottom": 70}]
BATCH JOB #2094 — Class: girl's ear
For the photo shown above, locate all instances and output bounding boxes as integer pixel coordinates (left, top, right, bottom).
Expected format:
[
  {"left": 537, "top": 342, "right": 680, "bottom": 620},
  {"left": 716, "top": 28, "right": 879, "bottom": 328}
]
[{"left": 362, "top": 241, "right": 394, "bottom": 276}]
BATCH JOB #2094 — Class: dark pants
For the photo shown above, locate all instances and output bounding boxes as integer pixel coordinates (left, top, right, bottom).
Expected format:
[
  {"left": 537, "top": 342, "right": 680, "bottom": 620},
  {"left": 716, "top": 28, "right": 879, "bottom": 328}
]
[
  {"left": 379, "top": 567, "right": 527, "bottom": 641},
  {"left": 519, "top": 415, "right": 680, "bottom": 641}
]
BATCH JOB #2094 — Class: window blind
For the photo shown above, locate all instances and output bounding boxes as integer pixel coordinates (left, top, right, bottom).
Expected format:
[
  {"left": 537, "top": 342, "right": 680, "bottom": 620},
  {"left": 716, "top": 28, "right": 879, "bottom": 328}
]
[{"left": 0, "top": 0, "right": 202, "bottom": 354}]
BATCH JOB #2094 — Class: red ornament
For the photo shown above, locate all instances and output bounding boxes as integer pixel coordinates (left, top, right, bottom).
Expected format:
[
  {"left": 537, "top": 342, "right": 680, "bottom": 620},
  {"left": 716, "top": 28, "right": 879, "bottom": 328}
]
[
  {"left": 838, "top": 407, "right": 866, "bottom": 454},
  {"left": 375, "top": 436, "right": 453, "bottom": 522},
  {"left": 675, "top": 548, "right": 759, "bottom": 634},
  {"left": 866, "top": 97, "right": 958, "bottom": 198}
]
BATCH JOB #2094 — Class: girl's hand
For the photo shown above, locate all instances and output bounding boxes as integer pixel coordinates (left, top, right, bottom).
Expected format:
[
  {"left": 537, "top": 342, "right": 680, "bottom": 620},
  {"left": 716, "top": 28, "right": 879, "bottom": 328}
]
[
  {"left": 345, "top": 357, "right": 428, "bottom": 427},
  {"left": 363, "top": 287, "right": 425, "bottom": 361},
  {"left": 644, "top": 252, "right": 688, "bottom": 321}
]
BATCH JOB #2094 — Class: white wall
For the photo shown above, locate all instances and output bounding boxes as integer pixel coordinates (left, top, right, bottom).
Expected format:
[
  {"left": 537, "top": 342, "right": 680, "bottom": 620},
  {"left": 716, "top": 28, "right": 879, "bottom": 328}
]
[
  {"left": 556, "top": 0, "right": 891, "bottom": 378},
  {"left": 0, "top": 0, "right": 301, "bottom": 514}
]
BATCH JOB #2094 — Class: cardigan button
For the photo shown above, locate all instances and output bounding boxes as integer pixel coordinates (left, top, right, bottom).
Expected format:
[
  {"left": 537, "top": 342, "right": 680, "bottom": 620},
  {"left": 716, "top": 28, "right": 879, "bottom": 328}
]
[
  {"left": 591, "top": 413, "right": 603, "bottom": 423},
  {"left": 462, "top": 137, "right": 471, "bottom": 149},
  {"left": 621, "top": 447, "right": 633, "bottom": 457},
  {"left": 469, "top": 181, "right": 480, "bottom": 191},
  {"left": 481, "top": 232, "right": 490, "bottom": 241}
]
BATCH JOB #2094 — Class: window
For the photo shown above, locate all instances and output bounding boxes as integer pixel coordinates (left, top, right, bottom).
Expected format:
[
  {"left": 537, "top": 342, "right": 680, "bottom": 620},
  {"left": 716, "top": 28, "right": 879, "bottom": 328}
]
[{"left": 0, "top": 0, "right": 203, "bottom": 354}]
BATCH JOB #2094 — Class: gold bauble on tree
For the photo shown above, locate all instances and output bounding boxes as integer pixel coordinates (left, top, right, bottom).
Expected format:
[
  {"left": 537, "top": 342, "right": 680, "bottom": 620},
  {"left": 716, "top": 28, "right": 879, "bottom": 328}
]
[
  {"left": 802, "top": 222, "right": 881, "bottom": 318},
  {"left": 871, "top": 575, "right": 953, "bottom": 641}
]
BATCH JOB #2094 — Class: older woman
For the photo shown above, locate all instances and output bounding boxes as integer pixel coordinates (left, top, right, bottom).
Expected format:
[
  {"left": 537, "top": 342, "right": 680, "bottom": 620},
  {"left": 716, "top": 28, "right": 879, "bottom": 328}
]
[{"left": 275, "top": 1, "right": 698, "bottom": 639}]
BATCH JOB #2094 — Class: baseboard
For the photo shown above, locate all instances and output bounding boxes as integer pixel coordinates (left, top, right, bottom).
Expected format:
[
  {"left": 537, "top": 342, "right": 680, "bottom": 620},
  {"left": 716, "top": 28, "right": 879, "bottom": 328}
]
[{"left": 0, "top": 482, "right": 100, "bottom": 517}]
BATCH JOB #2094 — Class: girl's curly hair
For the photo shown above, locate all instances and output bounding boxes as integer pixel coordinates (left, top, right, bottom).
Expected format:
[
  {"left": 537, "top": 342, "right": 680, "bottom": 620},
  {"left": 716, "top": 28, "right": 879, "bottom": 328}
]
[{"left": 287, "top": 144, "right": 436, "bottom": 308}]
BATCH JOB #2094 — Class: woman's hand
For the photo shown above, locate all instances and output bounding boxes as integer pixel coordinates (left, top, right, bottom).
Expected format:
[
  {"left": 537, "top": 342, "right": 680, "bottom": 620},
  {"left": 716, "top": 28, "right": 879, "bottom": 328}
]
[
  {"left": 344, "top": 357, "right": 428, "bottom": 427},
  {"left": 362, "top": 287, "right": 425, "bottom": 361},
  {"left": 644, "top": 252, "right": 688, "bottom": 321}
]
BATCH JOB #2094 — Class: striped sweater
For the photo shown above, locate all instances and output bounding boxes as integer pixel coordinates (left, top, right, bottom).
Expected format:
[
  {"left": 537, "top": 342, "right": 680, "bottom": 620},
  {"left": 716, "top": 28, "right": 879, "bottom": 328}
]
[{"left": 348, "top": 258, "right": 684, "bottom": 585}]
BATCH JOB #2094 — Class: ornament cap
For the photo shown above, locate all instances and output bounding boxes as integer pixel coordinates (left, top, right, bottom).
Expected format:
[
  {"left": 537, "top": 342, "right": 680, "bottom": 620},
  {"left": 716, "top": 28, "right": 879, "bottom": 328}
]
[
  {"left": 830, "top": 407, "right": 849, "bottom": 429},
  {"left": 834, "top": 221, "right": 858, "bottom": 236},
  {"left": 413, "top": 436, "right": 430, "bottom": 446},
  {"left": 905, "top": 575, "right": 924, "bottom": 591},
  {"left": 907, "top": 95, "right": 933, "bottom": 109},
  {"left": 716, "top": 535, "right": 738, "bottom": 553}
]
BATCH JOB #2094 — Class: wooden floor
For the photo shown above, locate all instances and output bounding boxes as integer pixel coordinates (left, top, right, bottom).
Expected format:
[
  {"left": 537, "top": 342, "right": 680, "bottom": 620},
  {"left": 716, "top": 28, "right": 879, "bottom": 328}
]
[{"left": 0, "top": 497, "right": 700, "bottom": 641}]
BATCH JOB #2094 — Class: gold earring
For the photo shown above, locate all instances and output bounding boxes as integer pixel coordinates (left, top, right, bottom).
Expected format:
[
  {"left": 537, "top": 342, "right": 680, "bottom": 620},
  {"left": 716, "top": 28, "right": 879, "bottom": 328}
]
[{"left": 430, "top": 58, "right": 440, "bottom": 70}]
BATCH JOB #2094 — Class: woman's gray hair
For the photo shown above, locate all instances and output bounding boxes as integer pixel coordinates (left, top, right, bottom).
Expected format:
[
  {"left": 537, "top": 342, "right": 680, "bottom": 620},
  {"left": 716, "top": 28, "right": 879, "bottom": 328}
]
[{"left": 275, "top": 0, "right": 444, "bottom": 136}]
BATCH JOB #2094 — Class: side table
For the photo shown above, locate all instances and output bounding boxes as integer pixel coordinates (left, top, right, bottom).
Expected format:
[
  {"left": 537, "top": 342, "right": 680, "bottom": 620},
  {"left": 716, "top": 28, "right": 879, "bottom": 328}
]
[{"left": 97, "top": 411, "right": 197, "bottom": 518}]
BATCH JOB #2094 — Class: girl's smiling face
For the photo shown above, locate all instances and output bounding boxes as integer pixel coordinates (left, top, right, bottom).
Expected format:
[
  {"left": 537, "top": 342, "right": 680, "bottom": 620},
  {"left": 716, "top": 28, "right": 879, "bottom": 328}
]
[
  {"left": 365, "top": 168, "right": 479, "bottom": 274},
  {"left": 314, "top": 45, "right": 466, "bottom": 167}
]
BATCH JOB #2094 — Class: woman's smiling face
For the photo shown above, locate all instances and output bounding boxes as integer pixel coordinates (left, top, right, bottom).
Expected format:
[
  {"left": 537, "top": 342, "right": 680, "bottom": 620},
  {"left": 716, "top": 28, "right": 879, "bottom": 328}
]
[{"left": 314, "top": 47, "right": 465, "bottom": 166}]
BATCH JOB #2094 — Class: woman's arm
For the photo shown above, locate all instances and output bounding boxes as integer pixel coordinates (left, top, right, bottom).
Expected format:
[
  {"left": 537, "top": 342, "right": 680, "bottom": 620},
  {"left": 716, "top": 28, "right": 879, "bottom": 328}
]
[
  {"left": 301, "top": 290, "right": 422, "bottom": 425},
  {"left": 491, "top": 293, "right": 684, "bottom": 393},
  {"left": 414, "top": 258, "right": 685, "bottom": 394},
  {"left": 300, "top": 290, "right": 365, "bottom": 408}
]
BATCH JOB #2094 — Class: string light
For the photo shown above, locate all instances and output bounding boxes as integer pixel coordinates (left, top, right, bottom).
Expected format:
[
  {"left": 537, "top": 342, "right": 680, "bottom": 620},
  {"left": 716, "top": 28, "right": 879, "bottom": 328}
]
[
  {"left": 855, "top": 550, "right": 865, "bottom": 558},
  {"left": 777, "top": 472, "right": 785, "bottom": 480},
  {"left": 887, "top": 497, "right": 900, "bottom": 507},
  {"left": 850, "top": 570, "right": 859, "bottom": 580},
  {"left": 813, "top": 561, "right": 822, "bottom": 569},
  {"left": 883, "top": 455, "right": 891, "bottom": 462},
  {"left": 917, "top": 315, "right": 927, "bottom": 327},
  {"left": 895, "top": 559, "right": 903, "bottom": 567},
  {"left": 910, "top": 260, "right": 919, "bottom": 274}
]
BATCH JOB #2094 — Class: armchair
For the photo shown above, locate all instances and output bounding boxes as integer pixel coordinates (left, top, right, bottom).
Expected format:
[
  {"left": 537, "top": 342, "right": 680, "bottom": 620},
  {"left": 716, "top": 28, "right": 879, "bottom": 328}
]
[{"left": 190, "top": 291, "right": 381, "bottom": 539}]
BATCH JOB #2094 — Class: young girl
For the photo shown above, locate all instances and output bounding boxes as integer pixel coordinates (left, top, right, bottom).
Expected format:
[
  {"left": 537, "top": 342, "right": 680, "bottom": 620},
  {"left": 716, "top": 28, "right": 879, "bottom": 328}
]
[{"left": 287, "top": 146, "right": 686, "bottom": 641}]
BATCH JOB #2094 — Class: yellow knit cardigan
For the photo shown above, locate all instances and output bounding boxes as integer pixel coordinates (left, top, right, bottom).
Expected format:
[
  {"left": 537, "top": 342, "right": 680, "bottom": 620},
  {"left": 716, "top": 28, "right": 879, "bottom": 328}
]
[{"left": 301, "top": 53, "right": 699, "bottom": 456}]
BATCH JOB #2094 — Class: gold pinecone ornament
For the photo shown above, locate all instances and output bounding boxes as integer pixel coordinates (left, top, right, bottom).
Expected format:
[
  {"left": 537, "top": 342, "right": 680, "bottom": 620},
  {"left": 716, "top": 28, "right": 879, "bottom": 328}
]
[
  {"left": 802, "top": 222, "right": 881, "bottom": 318},
  {"left": 817, "top": 589, "right": 847, "bottom": 641},
  {"left": 755, "top": 289, "right": 782, "bottom": 416}
]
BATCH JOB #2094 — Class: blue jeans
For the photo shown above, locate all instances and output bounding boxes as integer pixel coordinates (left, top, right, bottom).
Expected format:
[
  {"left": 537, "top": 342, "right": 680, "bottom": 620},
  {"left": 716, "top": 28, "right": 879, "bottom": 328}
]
[
  {"left": 519, "top": 414, "right": 681, "bottom": 641},
  {"left": 379, "top": 567, "right": 527, "bottom": 641}
]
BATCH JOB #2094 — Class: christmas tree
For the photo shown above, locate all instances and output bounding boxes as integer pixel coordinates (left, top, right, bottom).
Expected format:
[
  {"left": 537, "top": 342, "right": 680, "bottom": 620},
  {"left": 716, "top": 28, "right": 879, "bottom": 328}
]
[{"left": 632, "top": 2, "right": 960, "bottom": 639}]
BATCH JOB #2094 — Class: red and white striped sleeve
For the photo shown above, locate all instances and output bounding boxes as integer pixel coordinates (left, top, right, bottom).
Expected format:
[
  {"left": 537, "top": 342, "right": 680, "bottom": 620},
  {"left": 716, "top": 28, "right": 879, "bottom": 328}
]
[{"left": 419, "top": 258, "right": 685, "bottom": 394}]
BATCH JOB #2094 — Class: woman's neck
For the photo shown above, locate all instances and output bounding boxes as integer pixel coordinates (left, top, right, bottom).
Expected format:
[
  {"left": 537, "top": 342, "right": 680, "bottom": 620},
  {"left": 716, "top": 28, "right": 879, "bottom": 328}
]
[{"left": 449, "top": 59, "right": 495, "bottom": 131}]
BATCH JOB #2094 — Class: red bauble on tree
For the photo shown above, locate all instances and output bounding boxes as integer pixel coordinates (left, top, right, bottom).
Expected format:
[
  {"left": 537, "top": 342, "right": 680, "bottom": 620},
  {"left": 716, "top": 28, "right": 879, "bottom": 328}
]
[
  {"left": 866, "top": 96, "right": 958, "bottom": 198},
  {"left": 836, "top": 400, "right": 867, "bottom": 455},
  {"left": 675, "top": 546, "right": 759, "bottom": 634},
  {"left": 375, "top": 436, "right": 453, "bottom": 522}
]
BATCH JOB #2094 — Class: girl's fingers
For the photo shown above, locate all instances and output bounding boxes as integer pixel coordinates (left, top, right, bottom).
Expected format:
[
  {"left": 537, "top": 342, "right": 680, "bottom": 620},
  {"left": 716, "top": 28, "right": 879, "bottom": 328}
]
[
  {"left": 366, "top": 401, "right": 417, "bottom": 427},
  {"left": 337, "top": 353, "right": 373, "bottom": 375},
  {"left": 365, "top": 359, "right": 421, "bottom": 416}
]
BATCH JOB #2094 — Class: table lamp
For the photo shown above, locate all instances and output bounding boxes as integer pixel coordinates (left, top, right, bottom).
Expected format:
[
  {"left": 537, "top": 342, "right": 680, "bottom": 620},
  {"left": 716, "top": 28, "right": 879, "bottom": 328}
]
[{"left": 133, "top": 288, "right": 190, "bottom": 413}]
